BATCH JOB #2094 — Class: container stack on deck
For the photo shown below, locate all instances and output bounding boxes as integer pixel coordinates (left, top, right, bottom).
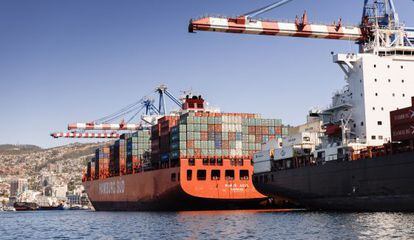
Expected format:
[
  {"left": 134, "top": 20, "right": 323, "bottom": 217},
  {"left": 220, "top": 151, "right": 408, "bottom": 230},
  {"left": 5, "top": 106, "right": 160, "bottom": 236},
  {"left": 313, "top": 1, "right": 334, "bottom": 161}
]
[
  {"left": 85, "top": 96, "right": 289, "bottom": 180},
  {"left": 126, "top": 130, "right": 151, "bottom": 174},
  {"left": 151, "top": 116, "right": 180, "bottom": 168},
  {"left": 169, "top": 111, "right": 287, "bottom": 160},
  {"left": 95, "top": 145, "right": 110, "bottom": 179}
]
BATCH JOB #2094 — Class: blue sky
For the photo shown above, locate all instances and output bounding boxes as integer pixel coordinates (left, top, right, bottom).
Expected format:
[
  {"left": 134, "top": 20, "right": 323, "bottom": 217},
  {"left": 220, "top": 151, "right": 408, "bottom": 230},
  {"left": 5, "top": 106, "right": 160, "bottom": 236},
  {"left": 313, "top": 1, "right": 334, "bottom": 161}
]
[{"left": 1, "top": 0, "right": 414, "bottom": 148}]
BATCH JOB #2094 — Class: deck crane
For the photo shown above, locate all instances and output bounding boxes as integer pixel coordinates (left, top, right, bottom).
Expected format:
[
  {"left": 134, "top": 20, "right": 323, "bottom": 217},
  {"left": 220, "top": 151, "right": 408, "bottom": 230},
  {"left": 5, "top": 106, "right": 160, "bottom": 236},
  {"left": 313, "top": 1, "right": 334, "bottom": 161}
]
[
  {"left": 189, "top": 0, "right": 414, "bottom": 50},
  {"left": 51, "top": 84, "right": 183, "bottom": 139}
]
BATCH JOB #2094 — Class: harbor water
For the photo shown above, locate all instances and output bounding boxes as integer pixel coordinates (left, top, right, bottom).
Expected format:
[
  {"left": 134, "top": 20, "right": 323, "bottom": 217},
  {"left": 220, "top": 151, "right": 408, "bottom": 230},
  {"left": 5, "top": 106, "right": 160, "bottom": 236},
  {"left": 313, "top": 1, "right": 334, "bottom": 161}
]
[{"left": 1, "top": 210, "right": 414, "bottom": 239}]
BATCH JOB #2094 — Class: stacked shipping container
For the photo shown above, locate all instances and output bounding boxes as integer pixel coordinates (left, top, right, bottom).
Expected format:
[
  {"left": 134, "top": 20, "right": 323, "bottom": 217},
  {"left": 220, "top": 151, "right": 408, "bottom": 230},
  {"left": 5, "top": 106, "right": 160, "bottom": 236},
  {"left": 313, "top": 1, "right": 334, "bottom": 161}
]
[
  {"left": 95, "top": 145, "right": 110, "bottom": 179},
  {"left": 169, "top": 112, "right": 288, "bottom": 160},
  {"left": 390, "top": 97, "right": 414, "bottom": 142},
  {"left": 126, "top": 130, "right": 151, "bottom": 174},
  {"left": 151, "top": 116, "right": 179, "bottom": 167}
]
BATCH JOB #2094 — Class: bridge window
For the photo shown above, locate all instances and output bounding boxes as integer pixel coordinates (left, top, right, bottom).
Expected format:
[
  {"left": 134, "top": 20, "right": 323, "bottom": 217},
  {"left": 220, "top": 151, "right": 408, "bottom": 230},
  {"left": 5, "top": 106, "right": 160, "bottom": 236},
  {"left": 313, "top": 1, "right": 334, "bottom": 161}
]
[
  {"left": 202, "top": 158, "right": 208, "bottom": 165},
  {"left": 238, "top": 159, "right": 244, "bottom": 166},
  {"left": 217, "top": 158, "right": 223, "bottom": 166},
  {"left": 240, "top": 170, "right": 249, "bottom": 180},
  {"left": 171, "top": 173, "right": 176, "bottom": 182},
  {"left": 230, "top": 159, "right": 236, "bottom": 166},
  {"left": 197, "top": 170, "right": 206, "bottom": 181},
  {"left": 211, "top": 170, "right": 220, "bottom": 180},
  {"left": 187, "top": 170, "right": 192, "bottom": 181},
  {"left": 209, "top": 158, "right": 216, "bottom": 165},
  {"left": 225, "top": 170, "right": 235, "bottom": 180},
  {"left": 189, "top": 158, "right": 195, "bottom": 166}
]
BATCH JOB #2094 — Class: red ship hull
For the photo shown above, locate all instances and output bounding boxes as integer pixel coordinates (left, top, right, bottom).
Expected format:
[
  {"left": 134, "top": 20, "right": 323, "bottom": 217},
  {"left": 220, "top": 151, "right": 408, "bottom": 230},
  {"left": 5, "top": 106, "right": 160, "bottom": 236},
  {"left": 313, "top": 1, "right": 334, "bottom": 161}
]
[{"left": 84, "top": 159, "right": 268, "bottom": 211}]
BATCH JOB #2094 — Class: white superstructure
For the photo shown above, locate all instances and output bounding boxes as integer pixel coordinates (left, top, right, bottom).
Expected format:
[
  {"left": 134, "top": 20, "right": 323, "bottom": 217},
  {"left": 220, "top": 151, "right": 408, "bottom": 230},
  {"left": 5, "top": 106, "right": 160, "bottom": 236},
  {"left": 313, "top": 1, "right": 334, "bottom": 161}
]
[
  {"left": 325, "top": 43, "right": 414, "bottom": 147},
  {"left": 327, "top": 50, "right": 414, "bottom": 146}
]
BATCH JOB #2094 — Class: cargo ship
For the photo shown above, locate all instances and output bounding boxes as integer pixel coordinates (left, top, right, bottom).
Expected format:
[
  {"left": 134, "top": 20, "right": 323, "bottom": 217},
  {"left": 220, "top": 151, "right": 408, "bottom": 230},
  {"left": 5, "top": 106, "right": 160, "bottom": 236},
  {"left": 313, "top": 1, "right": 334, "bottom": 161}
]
[
  {"left": 83, "top": 95, "right": 289, "bottom": 211},
  {"left": 252, "top": 1, "right": 414, "bottom": 211}
]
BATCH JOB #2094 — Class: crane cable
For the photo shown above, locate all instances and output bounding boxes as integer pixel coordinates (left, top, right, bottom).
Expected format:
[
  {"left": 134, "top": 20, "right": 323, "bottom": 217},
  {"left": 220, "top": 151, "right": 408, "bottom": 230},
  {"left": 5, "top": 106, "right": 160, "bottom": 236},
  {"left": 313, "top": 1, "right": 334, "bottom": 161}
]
[{"left": 93, "top": 89, "right": 154, "bottom": 123}]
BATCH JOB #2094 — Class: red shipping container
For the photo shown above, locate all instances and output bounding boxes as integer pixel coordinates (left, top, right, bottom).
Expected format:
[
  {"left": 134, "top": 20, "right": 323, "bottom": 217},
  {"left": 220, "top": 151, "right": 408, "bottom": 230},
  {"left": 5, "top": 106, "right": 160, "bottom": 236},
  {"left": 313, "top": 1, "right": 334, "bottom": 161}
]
[
  {"left": 214, "top": 124, "right": 222, "bottom": 132},
  {"left": 275, "top": 127, "right": 282, "bottom": 135},
  {"left": 201, "top": 132, "right": 208, "bottom": 141},
  {"left": 391, "top": 123, "right": 414, "bottom": 142},
  {"left": 194, "top": 149, "right": 201, "bottom": 157},
  {"left": 390, "top": 97, "right": 414, "bottom": 126},
  {"left": 119, "top": 158, "right": 126, "bottom": 175}
]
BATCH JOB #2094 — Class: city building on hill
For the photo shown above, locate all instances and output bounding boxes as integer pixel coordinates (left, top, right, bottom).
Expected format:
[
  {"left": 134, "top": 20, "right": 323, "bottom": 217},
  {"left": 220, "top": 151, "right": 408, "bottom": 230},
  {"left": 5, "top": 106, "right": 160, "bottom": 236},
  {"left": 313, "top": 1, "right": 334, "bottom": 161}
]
[{"left": 10, "top": 178, "right": 28, "bottom": 197}]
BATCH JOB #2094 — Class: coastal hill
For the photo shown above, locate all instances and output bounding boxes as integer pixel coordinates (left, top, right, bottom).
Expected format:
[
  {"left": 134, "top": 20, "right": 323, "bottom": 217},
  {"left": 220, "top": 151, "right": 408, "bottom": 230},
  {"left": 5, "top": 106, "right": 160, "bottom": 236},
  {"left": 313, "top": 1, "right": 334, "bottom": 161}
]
[{"left": 0, "top": 142, "right": 109, "bottom": 192}]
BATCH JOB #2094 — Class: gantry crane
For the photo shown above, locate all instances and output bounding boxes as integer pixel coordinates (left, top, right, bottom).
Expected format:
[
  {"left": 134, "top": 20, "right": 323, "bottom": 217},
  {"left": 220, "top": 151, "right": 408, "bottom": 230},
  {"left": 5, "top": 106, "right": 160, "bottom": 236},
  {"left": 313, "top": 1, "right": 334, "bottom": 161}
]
[
  {"left": 189, "top": 0, "right": 414, "bottom": 51},
  {"left": 51, "top": 85, "right": 183, "bottom": 139}
]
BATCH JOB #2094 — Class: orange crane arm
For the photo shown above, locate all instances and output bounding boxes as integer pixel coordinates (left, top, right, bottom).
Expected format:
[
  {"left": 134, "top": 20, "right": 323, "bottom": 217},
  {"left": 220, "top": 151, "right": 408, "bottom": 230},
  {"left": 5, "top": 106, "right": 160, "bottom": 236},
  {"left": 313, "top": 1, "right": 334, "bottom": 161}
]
[{"left": 189, "top": 16, "right": 364, "bottom": 42}]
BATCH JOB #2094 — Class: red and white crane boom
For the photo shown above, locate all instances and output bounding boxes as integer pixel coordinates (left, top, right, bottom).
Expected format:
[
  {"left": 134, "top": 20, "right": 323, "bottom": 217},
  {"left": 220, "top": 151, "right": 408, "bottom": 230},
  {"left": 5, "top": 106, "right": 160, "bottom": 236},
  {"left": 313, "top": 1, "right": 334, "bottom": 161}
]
[
  {"left": 189, "top": 14, "right": 363, "bottom": 42},
  {"left": 51, "top": 132, "right": 120, "bottom": 139},
  {"left": 67, "top": 123, "right": 142, "bottom": 131}
]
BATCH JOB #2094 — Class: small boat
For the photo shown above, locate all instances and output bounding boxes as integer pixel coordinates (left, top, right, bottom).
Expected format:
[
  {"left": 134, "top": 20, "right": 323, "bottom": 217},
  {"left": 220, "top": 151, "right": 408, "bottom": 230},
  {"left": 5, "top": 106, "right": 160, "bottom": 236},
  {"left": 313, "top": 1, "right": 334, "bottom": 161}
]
[
  {"left": 13, "top": 202, "right": 38, "bottom": 211},
  {"left": 38, "top": 204, "right": 65, "bottom": 211}
]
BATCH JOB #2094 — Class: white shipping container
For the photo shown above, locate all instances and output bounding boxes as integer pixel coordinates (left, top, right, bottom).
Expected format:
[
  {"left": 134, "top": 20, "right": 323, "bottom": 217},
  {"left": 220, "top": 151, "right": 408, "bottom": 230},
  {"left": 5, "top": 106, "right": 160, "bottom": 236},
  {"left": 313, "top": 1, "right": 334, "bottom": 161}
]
[
  {"left": 225, "top": 116, "right": 230, "bottom": 123},
  {"left": 274, "top": 147, "right": 295, "bottom": 161},
  {"left": 253, "top": 150, "right": 271, "bottom": 162},
  {"left": 222, "top": 124, "right": 229, "bottom": 132},
  {"left": 282, "top": 132, "right": 317, "bottom": 147},
  {"left": 236, "top": 149, "right": 242, "bottom": 156},
  {"left": 253, "top": 150, "right": 272, "bottom": 174}
]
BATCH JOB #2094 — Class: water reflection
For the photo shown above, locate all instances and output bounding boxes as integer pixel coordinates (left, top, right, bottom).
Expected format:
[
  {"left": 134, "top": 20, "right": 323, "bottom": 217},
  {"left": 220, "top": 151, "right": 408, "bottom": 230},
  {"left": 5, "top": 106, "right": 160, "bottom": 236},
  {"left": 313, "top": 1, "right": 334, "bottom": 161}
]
[{"left": 1, "top": 210, "right": 414, "bottom": 240}]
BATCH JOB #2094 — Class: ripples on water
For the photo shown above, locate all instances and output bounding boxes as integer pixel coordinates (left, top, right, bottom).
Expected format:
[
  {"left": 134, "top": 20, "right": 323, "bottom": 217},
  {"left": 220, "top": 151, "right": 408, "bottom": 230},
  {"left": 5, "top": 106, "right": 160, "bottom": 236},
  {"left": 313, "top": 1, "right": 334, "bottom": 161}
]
[{"left": 1, "top": 210, "right": 414, "bottom": 240}]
